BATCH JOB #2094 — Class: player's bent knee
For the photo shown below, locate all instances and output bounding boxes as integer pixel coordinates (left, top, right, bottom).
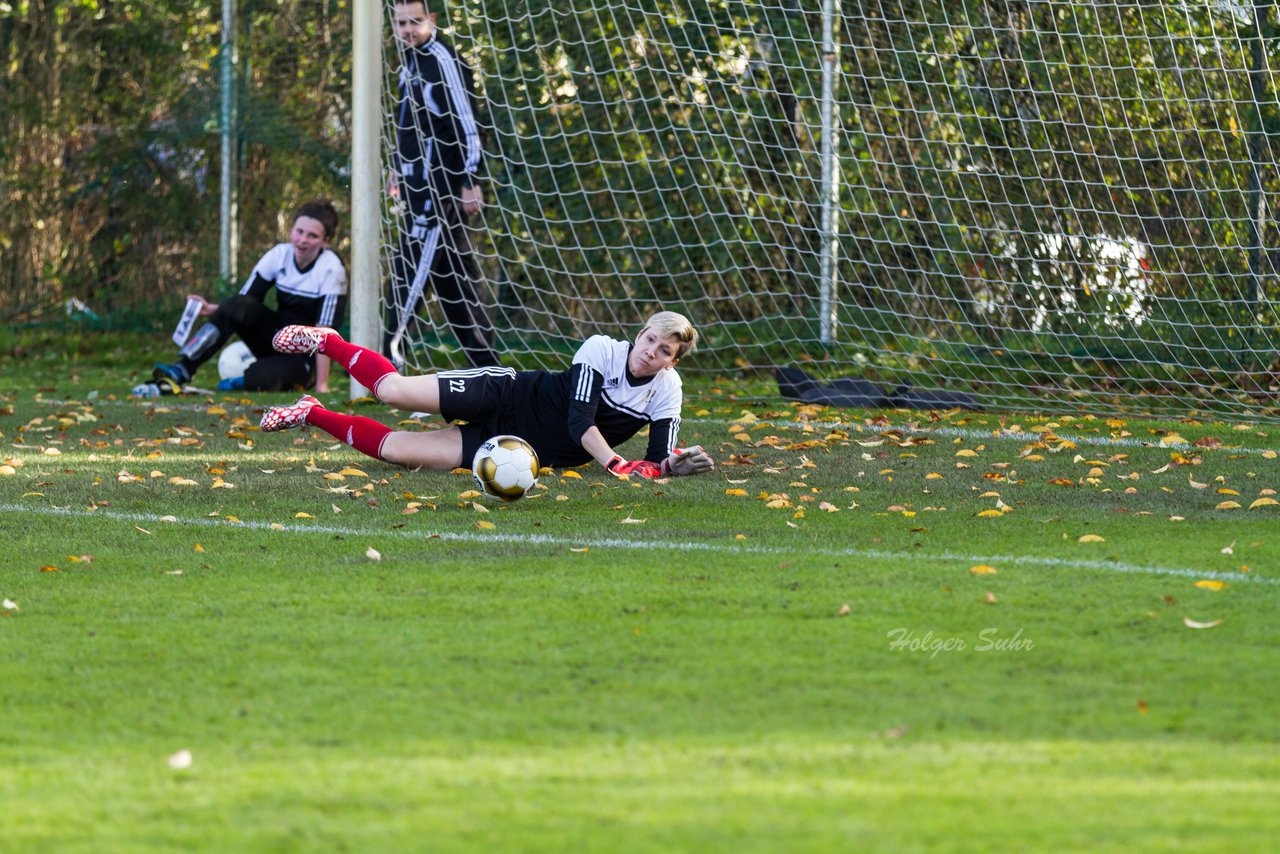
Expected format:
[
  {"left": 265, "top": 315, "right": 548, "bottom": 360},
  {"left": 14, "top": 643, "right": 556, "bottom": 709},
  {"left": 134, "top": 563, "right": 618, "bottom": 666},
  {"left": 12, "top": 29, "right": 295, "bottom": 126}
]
[
  {"left": 375, "top": 375, "right": 439, "bottom": 413},
  {"left": 372, "top": 375, "right": 409, "bottom": 407}
]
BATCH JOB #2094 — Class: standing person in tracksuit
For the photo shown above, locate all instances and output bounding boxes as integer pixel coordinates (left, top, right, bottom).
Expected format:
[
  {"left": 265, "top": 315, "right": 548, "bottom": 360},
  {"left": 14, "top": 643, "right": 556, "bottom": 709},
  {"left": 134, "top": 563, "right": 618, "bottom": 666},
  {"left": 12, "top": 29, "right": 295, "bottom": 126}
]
[{"left": 388, "top": 0, "right": 500, "bottom": 369}]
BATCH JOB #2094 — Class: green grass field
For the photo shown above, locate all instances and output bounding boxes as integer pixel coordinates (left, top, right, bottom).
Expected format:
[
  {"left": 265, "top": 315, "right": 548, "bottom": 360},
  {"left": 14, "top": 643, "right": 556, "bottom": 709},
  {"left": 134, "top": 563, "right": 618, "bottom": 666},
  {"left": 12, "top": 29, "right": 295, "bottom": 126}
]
[{"left": 1, "top": 333, "right": 1278, "bottom": 852}]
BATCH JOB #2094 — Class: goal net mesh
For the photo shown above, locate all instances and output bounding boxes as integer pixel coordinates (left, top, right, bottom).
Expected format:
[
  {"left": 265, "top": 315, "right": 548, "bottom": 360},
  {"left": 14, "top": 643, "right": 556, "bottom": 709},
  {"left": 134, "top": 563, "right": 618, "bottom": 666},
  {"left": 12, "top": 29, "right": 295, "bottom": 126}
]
[{"left": 378, "top": 0, "right": 1280, "bottom": 420}]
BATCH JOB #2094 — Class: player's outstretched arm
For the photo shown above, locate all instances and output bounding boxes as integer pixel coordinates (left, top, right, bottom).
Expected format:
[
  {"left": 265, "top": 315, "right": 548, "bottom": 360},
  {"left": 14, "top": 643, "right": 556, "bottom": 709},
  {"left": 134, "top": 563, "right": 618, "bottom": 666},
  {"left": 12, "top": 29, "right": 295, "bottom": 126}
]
[{"left": 579, "top": 427, "right": 662, "bottom": 479}]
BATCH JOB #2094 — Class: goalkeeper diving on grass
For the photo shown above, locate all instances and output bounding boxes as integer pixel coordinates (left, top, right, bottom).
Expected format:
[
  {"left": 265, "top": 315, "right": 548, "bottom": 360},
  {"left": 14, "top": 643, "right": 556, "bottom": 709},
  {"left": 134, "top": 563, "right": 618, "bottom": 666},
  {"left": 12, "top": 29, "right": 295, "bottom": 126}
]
[{"left": 259, "top": 310, "right": 715, "bottom": 479}]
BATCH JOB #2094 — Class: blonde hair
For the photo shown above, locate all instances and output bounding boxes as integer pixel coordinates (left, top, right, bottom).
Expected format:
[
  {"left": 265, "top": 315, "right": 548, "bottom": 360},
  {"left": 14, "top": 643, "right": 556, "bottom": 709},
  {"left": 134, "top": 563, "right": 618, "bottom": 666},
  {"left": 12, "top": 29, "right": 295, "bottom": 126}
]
[{"left": 643, "top": 310, "right": 698, "bottom": 359}]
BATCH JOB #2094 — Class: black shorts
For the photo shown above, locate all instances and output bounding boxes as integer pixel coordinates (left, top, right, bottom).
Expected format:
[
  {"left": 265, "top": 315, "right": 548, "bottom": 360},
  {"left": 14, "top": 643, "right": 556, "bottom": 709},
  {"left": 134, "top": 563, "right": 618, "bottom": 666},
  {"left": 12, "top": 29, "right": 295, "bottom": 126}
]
[{"left": 438, "top": 367, "right": 518, "bottom": 464}]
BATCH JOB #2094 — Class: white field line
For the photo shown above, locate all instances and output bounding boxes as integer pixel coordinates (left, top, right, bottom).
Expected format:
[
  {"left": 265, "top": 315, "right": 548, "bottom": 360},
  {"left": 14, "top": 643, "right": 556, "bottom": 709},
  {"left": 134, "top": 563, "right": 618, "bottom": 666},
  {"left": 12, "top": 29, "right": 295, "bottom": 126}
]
[{"left": 0, "top": 502, "right": 1270, "bottom": 586}]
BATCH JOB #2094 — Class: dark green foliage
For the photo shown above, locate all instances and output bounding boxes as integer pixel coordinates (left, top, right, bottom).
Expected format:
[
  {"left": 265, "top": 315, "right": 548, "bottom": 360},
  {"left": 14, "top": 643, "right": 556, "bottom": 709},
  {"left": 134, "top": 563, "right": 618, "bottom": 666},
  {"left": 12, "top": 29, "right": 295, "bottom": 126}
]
[
  {"left": 4, "top": 1, "right": 1280, "bottom": 400},
  {"left": 1, "top": 0, "right": 350, "bottom": 324}
]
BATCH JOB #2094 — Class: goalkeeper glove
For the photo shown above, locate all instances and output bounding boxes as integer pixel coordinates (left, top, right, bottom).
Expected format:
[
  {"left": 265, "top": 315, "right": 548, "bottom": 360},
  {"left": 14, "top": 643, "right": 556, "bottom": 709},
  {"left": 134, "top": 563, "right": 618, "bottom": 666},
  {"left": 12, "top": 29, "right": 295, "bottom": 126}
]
[
  {"left": 606, "top": 455, "right": 663, "bottom": 479},
  {"left": 661, "top": 445, "right": 714, "bottom": 476}
]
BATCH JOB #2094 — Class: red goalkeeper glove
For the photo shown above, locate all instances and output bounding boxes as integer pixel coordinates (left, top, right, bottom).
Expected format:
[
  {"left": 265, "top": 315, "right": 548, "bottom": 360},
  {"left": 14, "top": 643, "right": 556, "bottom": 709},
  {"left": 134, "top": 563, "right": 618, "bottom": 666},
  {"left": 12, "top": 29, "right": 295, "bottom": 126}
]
[{"left": 606, "top": 455, "right": 663, "bottom": 479}]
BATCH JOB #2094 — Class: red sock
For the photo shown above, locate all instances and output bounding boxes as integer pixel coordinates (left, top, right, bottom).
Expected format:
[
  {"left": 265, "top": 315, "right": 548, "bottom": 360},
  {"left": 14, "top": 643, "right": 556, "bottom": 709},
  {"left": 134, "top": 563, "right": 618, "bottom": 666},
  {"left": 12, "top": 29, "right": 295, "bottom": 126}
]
[
  {"left": 304, "top": 407, "right": 393, "bottom": 460},
  {"left": 321, "top": 335, "right": 398, "bottom": 394}
]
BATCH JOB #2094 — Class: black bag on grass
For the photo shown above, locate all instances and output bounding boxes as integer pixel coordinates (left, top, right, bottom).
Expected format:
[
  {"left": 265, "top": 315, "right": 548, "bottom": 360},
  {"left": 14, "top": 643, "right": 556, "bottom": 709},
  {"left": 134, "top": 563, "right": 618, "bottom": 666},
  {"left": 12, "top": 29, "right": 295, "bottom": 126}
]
[
  {"left": 775, "top": 367, "right": 889, "bottom": 408},
  {"left": 776, "top": 366, "right": 981, "bottom": 411}
]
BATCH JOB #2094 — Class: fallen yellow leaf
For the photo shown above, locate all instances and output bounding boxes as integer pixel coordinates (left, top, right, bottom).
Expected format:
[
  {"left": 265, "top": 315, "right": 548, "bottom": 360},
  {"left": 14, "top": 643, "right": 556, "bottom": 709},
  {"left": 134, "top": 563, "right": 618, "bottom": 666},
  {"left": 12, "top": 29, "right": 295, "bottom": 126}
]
[
  {"left": 1194, "top": 580, "right": 1227, "bottom": 591},
  {"left": 1078, "top": 534, "right": 1105, "bottom": 543},
  {"left": 1248, "top": 497, "right": 1280, "bottom": 509},
  {"left": 969, "top": 565, "right": 998, "bottom": 575}
]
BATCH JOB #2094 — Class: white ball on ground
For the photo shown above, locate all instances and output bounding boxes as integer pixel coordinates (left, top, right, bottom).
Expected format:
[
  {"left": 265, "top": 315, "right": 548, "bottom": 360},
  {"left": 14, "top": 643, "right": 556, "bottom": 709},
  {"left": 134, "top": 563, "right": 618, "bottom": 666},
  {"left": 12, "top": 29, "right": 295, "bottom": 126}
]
[{"left": 217, "top": 340, "right": 257, "bottom": 381}]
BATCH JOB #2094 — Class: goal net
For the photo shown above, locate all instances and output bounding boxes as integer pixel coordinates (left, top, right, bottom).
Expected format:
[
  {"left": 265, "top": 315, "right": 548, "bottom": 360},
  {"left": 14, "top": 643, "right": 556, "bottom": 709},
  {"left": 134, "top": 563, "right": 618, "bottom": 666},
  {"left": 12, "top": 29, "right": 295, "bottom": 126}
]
[{"left": 375, "top": 0, "right": 1280, "bottom": 420}]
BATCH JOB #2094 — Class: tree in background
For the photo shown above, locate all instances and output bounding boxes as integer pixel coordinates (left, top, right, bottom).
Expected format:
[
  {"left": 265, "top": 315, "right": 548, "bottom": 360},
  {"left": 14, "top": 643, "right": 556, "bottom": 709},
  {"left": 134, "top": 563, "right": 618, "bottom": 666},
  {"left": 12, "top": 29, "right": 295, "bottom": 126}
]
[{"left": 0, "top": 0, "right": 350, "bottom": 325}]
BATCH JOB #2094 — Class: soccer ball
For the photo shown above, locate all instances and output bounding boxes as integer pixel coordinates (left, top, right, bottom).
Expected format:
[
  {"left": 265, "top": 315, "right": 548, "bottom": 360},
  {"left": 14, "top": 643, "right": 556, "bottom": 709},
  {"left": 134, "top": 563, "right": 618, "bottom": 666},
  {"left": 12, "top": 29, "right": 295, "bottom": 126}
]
[
  {"left": 472, "top": 435, "right": 539, "bottom": 502},
  {"left": 218, "top": 340, "right": 257, "bottom": 381}
]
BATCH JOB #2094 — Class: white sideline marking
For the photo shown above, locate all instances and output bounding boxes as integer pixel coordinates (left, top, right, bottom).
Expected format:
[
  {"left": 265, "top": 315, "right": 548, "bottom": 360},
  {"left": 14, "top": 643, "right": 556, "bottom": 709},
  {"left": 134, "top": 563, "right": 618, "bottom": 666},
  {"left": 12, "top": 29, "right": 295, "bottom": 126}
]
[{"left": 0, "top": 503, "right": 1270, "bottom": 585}]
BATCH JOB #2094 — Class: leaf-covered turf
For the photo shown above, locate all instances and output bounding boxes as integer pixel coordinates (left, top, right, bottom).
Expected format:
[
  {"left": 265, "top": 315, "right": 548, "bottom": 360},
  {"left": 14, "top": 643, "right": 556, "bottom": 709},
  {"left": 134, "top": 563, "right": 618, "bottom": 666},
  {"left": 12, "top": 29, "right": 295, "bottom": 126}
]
[{"left": 2, "top": 350, "right": 1278, "bottom": 851}]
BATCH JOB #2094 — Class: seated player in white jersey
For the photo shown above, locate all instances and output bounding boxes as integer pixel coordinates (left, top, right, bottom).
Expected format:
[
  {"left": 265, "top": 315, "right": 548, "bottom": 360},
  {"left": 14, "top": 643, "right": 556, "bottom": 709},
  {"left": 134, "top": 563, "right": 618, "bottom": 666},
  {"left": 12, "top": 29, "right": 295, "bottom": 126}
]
[
  {"left": 259, "top": 310, "right": 715, "bottom": 479},
  {"left": 131, "top": 199, "right": 348, "bottom": 398}
]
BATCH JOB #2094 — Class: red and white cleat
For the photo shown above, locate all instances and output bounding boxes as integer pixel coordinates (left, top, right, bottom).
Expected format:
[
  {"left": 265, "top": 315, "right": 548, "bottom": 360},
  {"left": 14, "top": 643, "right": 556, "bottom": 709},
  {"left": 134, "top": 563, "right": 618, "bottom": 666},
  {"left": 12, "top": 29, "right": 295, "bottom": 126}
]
[
  {"left": 260, "top": 395, "right": 322, "bottom": 432},
  {"left": 272, "top": 325, "right": 335, "bottom": 356}
]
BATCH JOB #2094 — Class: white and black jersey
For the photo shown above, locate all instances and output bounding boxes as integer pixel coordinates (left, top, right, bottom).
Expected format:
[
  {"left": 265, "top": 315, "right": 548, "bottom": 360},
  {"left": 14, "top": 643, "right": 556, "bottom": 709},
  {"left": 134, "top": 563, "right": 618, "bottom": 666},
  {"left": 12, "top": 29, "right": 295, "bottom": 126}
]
[
  {"left": 240, "top": 244, "right": 348, "bottom": 329},
  {"left": 396, "top": 32, "right": 484, "bottom": 215},
  {"left": 508, "top": 335, "right": 683, "bottom": 467}
]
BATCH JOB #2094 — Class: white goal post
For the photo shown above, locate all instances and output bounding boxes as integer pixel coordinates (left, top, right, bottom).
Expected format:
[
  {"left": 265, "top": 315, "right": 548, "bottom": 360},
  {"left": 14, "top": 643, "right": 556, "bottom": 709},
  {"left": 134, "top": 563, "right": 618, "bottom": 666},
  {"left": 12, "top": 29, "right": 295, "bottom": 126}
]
[
  {"left": 352, "top": 0, "right": 1280, "bottom": 421},
  {"left": 349, "top": 0, "right": 385, "bottom": 400}
]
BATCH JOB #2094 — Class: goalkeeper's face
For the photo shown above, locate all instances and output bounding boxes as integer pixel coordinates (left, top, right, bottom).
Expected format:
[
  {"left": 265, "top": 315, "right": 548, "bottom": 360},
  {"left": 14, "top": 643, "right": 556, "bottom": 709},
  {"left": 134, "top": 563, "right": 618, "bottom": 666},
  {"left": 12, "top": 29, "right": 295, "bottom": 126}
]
[
  {"left": 629, "top": 328, "right": 682, "bottom": 378},
  {"left": 393, "top": 2, "right": 435, "bottom": 47}
]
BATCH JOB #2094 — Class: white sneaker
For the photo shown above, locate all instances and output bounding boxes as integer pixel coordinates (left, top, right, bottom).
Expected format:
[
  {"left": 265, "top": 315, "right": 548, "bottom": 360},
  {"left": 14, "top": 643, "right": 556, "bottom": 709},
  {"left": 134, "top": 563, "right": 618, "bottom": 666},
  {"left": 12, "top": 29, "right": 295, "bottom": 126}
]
[
  {"left": 272, "top": 325, "right": 334, "bottom": 356},
  {"left": 130, "top": 377, "right": 182, "bottom": 399},
  {"left": 260, "top": 395, "right": 321, "bottom": 432}
]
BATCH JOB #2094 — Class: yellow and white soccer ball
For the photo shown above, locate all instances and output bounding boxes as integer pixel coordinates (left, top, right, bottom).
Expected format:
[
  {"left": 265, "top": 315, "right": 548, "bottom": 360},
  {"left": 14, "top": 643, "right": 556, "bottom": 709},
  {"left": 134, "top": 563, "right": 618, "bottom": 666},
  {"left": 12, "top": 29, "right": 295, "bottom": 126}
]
[{"left": 472, "top": 435, "right": 539, "bottom": 502}]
